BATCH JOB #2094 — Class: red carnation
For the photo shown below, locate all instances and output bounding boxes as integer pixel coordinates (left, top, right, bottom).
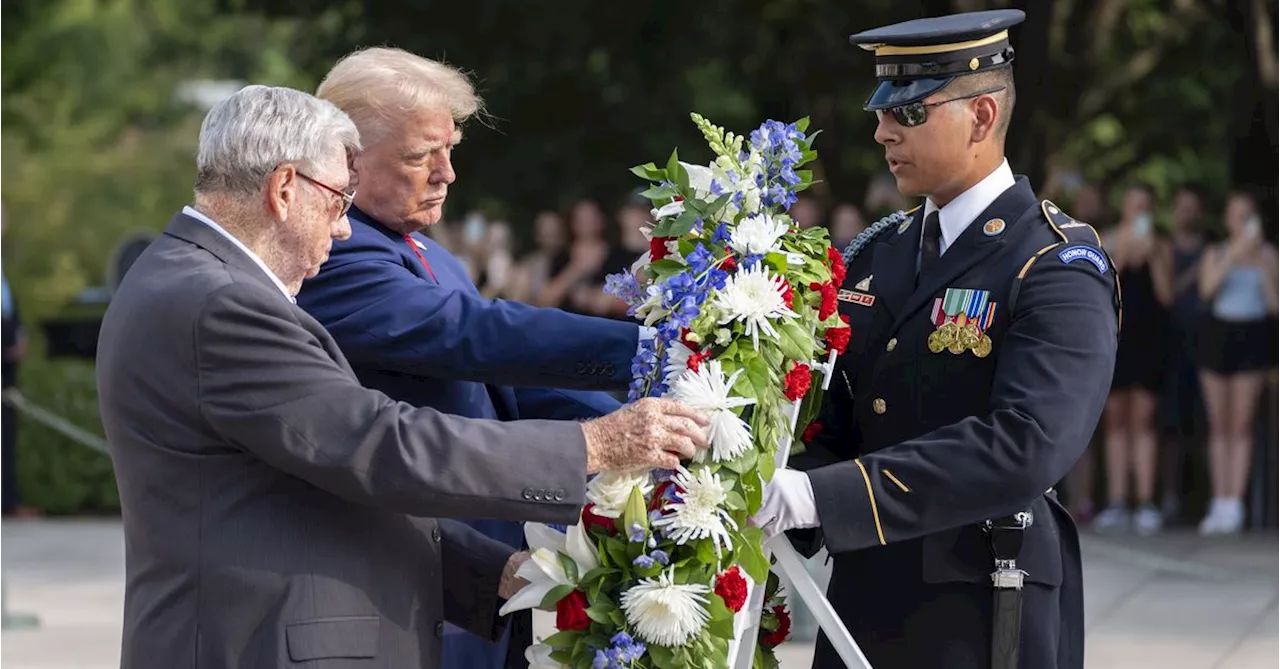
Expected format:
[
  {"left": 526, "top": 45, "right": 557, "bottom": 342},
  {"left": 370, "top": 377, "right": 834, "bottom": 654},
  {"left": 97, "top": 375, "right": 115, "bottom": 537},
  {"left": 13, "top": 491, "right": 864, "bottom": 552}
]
[
  {"left": 784, "top": 363, "right": 812, "bottom": 401},
  {"left": 581, "top": 503, "right": 616, "bottom": 535},
  {"left": 779, "top": 280, "right": 796, "bottom": 309},
  {"left": 687, "top": 350, "right": 708, "bottom": 372},
  {"left": 825, "top": 317, "right": 852, "bottom": 354},
  {"left": 721, "top": 249, "right": 737, "bottom": 271},
  {"left": 802, "top": 422, "right": 823, "bottom": 443},
  {"left": 762, "top": 605, "right": 792, "bottom": 647},
  {"left": 827, "top": 247, "right": 847, "bottom": 286},
  {"left": 555, "top": 589, "right": 591, "bottom": 631},
  {"left": 811, "top": 282, "right": 838, "bottom": 321},
  {"left": 650, "top": 236, "right": 672, "bottom": 261},
  {"left": 714, "top": 566, "right": 749, "bottom": 613}
]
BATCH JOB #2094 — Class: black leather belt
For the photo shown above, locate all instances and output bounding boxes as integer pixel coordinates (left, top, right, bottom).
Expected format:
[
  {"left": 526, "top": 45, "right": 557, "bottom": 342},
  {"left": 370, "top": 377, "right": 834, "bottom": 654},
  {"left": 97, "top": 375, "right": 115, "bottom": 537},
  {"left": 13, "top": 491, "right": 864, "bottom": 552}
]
[{"left": 984, "top": 510, "right": 1032, "bottom": 669}]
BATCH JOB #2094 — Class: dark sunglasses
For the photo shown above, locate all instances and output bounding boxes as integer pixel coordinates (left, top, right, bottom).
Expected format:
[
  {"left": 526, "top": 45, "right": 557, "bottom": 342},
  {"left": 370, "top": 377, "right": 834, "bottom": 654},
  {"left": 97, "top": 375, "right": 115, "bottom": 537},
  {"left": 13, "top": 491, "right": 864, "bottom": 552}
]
[
  {"left": 297, "top": 171, "right": 356, "bottom": 218},
  {"left": 875, "top": 86, "right": 1007, "bottom": 128}
]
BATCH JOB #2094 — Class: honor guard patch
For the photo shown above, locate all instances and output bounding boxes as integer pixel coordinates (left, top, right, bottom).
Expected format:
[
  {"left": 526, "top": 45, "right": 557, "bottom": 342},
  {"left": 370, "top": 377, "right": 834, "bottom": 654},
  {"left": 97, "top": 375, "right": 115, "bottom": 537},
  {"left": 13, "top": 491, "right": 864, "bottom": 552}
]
[
  {"left": 855, "top": 275, "right": 873, "bottom": 291},
  {"left": 982, "top": 218, "right": 1006, "bottom": 236},
  {"left": 1057, "top": 245, "right": 1108, "bottom": 274},
  {"left": 838, "top": 289, "right": 876, "bottom": 307}
]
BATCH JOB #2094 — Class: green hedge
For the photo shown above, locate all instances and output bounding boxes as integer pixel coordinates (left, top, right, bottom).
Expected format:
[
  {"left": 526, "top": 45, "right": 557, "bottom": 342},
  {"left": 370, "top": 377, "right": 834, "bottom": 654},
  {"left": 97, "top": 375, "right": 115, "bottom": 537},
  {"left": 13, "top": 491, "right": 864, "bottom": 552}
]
[{"left": 13, "top": 356, "right": 119, "bottom": 515}]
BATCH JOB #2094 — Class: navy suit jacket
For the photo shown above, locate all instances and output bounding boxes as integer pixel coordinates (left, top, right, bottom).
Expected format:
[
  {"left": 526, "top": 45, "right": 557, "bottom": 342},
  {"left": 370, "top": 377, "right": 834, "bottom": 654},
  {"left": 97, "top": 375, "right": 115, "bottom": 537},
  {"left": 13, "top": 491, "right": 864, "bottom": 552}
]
[{"left": 296, "top": 207, "right": 639, "bottom": 668}]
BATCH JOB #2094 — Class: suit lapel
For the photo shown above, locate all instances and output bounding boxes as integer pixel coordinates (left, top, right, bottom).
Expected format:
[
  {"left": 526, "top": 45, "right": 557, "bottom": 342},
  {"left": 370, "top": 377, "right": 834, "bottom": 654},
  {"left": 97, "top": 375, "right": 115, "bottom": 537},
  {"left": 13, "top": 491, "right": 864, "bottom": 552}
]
[
  {"left": 891, "top": 178, "right": 1039, "bottom": 332},
  {"left": 868, "top": 207, "right": 924, "bottom": 322},
  {"left": 163, "top": 212, "right": 283, "bottom": 297}
]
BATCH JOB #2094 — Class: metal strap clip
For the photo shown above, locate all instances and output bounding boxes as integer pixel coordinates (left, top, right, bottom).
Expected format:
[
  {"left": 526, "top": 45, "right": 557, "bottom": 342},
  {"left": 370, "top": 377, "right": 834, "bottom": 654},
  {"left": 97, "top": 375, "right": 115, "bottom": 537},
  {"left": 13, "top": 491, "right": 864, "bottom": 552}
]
[{"left": 991, "top": 559, "right": 1028, "bottom": 590}]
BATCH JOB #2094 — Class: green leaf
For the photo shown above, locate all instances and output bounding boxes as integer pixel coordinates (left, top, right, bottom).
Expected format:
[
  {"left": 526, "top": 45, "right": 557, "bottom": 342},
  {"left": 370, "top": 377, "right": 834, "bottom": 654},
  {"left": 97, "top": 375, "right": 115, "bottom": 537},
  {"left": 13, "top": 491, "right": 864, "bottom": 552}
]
[
  {"left": 648, "top": 258, "right": 685, "bottom": 276},
  {"left": 629, "top": 162, "right": 666, "bottom": 182},
  {"left": 578, "top": 566, "right": 615, "bottom": 588},
  {"left": 763, "top": 252, "right": 789, "bottom": 273},
  {"left": 696, "top": 538, "right": 717, "bottom": 564},
  {"left": 736, "top": 527, "right": 769, "bottom": 583},
  {"left": 758, "top": 449, "right": 777, "bottom": 482},
  {"left": 557, "top": 552, "right": 579, "bottom": 584},
  {"left": 721, "top": 447, "right": 758, "bottom": 474},
  {"left": 585, "top": 600, "right": 615, "bottom": 625},
  {"left": 706, "top": 591, "right": 736, "bottom": 639},
  {"left": 666, "top": 148, "right": 683, "bottom": 186},
  {"left": 776, "top": 320, "right": 814, "bottom": 362},
  {"left": 666, "top": 208, "right": 701, "bottom": 236},
  {"left": 744, "top": 354, "right": 773, "bottom": 405},
  {"left": 641, "top": 184, "right": 678, "bottom": 200},
  {"left": 743, "top": 471, "right": 763, "bottom": 514},
  {"left": 648, "top": 643, "right": 679, "bottom": 669},
  {"left": 795, "top": 169, "right": 814, "bottom": 184},
  {"left": 724, "top": 489, "right": 746, "bottom": 510},
  {"left": 606, "top": 536, "right": 630, "bottom": 568},
  {"left": 793, "top": 116, "right": 811, "bottom": 134},
  {"left": 543, "top": 628, "right": 583, "bottom": 650},
  {"left": 539, "top": 583, "right": 575, "bottom": 609}
]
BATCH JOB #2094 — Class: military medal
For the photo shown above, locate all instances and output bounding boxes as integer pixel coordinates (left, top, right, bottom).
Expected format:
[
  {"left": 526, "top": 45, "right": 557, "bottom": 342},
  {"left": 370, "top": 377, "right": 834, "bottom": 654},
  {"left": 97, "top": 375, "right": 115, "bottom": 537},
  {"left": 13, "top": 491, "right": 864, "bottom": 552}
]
[{"left": 929, "top": 288, "right": 999, "bottom": 356}]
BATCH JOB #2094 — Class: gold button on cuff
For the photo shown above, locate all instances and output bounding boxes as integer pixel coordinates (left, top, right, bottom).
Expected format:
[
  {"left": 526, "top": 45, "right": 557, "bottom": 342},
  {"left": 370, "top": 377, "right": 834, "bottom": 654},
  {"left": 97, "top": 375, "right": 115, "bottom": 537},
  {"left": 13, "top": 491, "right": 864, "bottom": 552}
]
[
  {"left": 886, "top": 338, "right": 898, "bottom": 352},
  {"left": 872, "top": 398, "right": 887, "bottom": 414}
]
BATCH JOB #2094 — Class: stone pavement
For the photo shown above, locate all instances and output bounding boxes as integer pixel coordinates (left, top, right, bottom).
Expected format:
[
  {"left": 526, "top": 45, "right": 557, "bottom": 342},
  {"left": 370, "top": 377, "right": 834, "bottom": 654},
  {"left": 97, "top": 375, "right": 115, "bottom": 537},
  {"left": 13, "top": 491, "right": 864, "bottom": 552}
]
[{"left": 2, "top": 518, "right": 1276, "bottom": 668}]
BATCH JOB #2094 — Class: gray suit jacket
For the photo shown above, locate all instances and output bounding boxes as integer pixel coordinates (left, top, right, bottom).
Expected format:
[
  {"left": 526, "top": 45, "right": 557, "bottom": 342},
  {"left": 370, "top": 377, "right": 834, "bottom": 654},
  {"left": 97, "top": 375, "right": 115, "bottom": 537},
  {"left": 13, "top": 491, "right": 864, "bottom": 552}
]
[{"left": 96, "top": 212, "right": 590, "bottom": 668}]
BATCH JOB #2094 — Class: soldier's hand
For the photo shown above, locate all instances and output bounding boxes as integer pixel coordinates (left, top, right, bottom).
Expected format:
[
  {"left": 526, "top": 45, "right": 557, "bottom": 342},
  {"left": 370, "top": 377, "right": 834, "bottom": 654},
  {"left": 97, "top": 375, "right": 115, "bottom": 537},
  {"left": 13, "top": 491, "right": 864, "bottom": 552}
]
[{"left": 581, "top": 398, "right": 709, "bottom": 473}]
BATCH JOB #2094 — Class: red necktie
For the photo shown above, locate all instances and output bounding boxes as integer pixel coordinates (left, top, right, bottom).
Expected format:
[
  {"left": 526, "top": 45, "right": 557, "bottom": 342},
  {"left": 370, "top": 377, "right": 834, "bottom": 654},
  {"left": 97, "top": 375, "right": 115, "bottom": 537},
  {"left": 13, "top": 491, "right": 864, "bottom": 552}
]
[{"left": 404, "top": 235, "right": 437, "bottom": 282}]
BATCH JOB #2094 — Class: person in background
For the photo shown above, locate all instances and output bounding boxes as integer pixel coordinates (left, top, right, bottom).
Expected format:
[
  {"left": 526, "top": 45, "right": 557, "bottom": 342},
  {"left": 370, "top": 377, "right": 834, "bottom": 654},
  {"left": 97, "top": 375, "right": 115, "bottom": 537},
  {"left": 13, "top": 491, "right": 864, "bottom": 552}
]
[
  {"left": 828, "top": 202, "right": 867, "bottom": 248},
  {"left": 572, "top": 200, "right": 649, "bottom": 320},
  {"left": 1095, "top": 184, "right": 1174, "bottom": 535},
  {"left": 477, "top": 220, "right": 515, "bottom": 299},
  {"left": 1, "top": 204, "right": 35, "bottom": 518},
  {"left": 1158, "top": 186, "right": 1209, "bottom": 522},
  {"left": 506, "top": 210, "right": 566, "bottom": 304},
  {"left": 1195, "top": 189, "right": 1278, "bottom": 535},
  {"left": 534, "top": 199, "right": 609, "bottom": 310}
]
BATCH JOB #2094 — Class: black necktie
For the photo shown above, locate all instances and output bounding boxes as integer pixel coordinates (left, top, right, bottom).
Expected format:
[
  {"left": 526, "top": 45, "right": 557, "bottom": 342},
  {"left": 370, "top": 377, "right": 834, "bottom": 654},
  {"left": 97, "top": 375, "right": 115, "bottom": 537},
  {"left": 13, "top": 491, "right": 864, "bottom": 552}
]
[{"left": 919, "top": 210, "right": 942, "bottom": 284}]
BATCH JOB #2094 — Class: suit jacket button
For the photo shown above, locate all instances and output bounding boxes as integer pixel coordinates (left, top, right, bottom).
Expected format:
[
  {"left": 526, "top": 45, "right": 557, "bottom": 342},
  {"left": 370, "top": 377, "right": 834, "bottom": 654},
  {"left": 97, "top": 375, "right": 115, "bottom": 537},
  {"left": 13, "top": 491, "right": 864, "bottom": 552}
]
[
  {"left": 435, "top": 622, "right": 444, "bottom": 639},
  {"left": 603, "top": 364, "right": 615, "bottom": 376},
  {"left": 885, "top": 338, "right": 898, "bottom": 352},
  {"left": 535, "top": 489, "right": 546, "bottom": 501},
  {"left": 432, "top": 526, "right": 441, "bottom": 542},
  {"left": 522, "top": 488, "right": 533, "bottom": 500},
  {"left": 554, "top": 489, "right": 565, "bottom": 501},
  {"left": 872, "top": 398, "right": 887, "bottom": 415}
]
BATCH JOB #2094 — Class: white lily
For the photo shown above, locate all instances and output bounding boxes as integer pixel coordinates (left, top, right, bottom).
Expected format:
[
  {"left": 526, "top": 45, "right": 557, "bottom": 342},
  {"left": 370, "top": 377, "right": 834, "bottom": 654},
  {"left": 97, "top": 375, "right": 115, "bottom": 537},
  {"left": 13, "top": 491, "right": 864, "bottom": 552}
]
[
  {"left": 525, "top": 643, "right": 566, "bottom": 669},
  {"left": 498, "top": 522, "right": 599, "bottom": 616}
]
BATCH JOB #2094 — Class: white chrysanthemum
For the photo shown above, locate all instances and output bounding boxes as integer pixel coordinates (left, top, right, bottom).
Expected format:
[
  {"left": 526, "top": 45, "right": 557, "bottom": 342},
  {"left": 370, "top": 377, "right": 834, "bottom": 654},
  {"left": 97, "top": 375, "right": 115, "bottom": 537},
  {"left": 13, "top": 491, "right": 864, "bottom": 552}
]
[
  {"left": 499, "top": 522, "right": 600, "bottom": 615},
  {"left": 662, "top": 340, "right": 695, "bottom": 386},
  {"left": 620, "top": 568, "right": 712, "bottom": 647},
  {"left": 585, "top": 469, "right": 653, "bottom": 518},
  {"left": 729, "top": 213, "right": 789, "bottom": 256},
  {"left": 652, "top": 466, "right": 737, "bottom": 556},
  {"left": 666, "top": 360, "right": 755, "bottom": 462},
  {"left": 711, "top": 264, "right": 798, "bottom": 347}
]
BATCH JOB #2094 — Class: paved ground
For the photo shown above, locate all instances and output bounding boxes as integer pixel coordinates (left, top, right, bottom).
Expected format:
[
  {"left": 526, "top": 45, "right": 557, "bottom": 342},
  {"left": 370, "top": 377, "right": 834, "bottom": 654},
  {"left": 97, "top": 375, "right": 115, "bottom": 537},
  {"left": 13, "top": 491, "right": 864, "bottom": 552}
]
[{"left": 2, "top": 518, "right": 1276, "bottom": 668}]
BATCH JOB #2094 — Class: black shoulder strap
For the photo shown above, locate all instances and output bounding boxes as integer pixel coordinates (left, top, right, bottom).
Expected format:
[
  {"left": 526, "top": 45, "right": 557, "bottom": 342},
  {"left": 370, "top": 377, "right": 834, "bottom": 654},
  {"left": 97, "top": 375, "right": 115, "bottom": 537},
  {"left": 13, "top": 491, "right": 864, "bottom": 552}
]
[
  {"left": 1008, "top": 200, "right": 1123, "bottom": 334},
  {"left": 841, "top": 206, "right": 921, "bottom": 265}
]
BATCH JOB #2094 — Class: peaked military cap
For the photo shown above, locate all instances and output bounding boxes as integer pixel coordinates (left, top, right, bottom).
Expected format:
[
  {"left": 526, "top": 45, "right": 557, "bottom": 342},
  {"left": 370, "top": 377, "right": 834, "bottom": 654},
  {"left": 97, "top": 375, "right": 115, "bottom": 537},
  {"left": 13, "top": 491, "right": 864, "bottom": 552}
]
[{"left": 849, "top": 9, "right": 1025, "bottom": 111}]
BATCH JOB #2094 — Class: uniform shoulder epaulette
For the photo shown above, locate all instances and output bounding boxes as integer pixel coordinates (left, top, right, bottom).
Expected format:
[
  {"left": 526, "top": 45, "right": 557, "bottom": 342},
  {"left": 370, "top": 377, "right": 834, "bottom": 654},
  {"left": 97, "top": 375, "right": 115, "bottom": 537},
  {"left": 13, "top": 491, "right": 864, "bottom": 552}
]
[
  {"left": 1040, "top": 199, "right": 1102, "bottom": 247},
  {"left": 1010, "top": 199, "right": 1122, "bottom": 334},
  {"left": 841, "top": 206, "right": 921, "bottom": 265}
]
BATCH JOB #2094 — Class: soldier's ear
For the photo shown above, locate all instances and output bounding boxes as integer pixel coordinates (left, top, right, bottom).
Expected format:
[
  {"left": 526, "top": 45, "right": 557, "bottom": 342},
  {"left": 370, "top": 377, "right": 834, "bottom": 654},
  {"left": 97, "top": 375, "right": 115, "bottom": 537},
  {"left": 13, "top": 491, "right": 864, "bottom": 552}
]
[{"left": 970, "top": 95, "right": 999, "bottom": 144}]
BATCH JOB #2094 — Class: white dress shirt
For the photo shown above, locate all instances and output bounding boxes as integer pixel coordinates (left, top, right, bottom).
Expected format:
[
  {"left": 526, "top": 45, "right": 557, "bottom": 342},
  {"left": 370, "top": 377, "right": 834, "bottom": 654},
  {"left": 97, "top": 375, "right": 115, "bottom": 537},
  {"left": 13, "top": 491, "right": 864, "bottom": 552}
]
[
  {"left": 183, "top": 206, "right": 295, "bottom": 303},
  {"left": 921, "top": 158, "right": 1015, "bottom": 255}
]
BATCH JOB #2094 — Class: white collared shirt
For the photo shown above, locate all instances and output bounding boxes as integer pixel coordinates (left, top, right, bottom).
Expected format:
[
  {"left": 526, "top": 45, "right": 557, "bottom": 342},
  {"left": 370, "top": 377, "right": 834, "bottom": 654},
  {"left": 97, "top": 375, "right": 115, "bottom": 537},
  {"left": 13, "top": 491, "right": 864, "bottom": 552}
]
[
  {"left": 922, "top": 158, "right": 1015, "bottom": 255},
  {"left": 183, "top": 205, "right": 295, "bottom": 303}
]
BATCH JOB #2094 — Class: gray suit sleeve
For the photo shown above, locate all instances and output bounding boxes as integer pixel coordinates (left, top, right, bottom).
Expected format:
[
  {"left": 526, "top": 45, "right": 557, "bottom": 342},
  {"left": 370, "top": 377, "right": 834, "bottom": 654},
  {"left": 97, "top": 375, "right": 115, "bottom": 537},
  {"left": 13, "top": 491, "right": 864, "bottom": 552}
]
[
  {"left": 438, "top": 519, "right": 513, "bottom": 640},
  {"left": 194, "top": 282, "right": 588, "bottom": 524}
]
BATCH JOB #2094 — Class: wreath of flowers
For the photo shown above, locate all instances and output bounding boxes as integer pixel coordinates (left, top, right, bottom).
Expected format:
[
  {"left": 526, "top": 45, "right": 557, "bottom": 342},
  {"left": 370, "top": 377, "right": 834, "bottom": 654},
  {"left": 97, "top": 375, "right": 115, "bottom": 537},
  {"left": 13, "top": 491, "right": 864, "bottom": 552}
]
[{"left": 501, "top": 114, "right": 847, "bottom": 669}]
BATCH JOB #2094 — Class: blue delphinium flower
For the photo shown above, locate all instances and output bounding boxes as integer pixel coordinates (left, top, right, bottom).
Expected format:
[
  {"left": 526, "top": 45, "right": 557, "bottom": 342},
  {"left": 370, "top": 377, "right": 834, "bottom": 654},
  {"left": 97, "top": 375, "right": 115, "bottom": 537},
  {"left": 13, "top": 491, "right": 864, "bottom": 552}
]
[
  {"left": 650, "top": 549, "right": 670, "bottom": 566},
  {"left": 595, "top": 632, "right": 647, "bottom": 668},
  {"left": 686, "top": 243, "right": 713, "bottom": 275},
  {"left": 627, "top": 523, "right": 646, "bottom": 543},
  {"left": 712, "top": 221, "right": 731, "bottom": 246},
  {"left": 632, "top": 554, "right": 655, "bottom": 569}
]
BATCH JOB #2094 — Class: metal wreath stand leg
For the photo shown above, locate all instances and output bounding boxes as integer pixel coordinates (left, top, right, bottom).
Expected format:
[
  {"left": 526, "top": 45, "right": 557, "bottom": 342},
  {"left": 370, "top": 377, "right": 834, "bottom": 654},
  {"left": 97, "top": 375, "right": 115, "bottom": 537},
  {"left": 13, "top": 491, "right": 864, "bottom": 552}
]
[{"left": 725, "top": 350, "right": 872, "bottom": 669}]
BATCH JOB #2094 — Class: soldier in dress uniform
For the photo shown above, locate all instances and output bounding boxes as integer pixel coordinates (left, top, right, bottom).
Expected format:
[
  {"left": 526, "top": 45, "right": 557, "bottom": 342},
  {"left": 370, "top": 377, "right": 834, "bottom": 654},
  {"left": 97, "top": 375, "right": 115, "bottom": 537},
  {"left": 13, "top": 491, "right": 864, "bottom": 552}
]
[{"left": 752, "top": 10, "right": 1119, "bottom": 669}]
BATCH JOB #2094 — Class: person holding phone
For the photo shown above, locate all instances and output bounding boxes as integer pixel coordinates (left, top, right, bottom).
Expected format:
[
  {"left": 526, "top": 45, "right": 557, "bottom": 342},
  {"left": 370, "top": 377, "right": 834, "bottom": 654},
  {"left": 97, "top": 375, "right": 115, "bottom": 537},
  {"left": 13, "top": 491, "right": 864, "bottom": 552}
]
[
  {"left": 1094, "top": 184, "right": 1175, "bottom": 535},
  {"left": 1195, "top": 189, "right": 1278, "bottom": 535}
]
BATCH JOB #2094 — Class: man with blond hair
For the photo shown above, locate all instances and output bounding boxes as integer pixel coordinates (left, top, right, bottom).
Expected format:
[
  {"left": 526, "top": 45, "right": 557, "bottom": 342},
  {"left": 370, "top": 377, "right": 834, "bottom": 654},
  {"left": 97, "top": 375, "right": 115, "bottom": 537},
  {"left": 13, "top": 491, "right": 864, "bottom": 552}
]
[
  {"left": 98, "top": 84, "right": 707, "bottom": 669},
  {"left": 296, "top": 47, "right": 653, "bottom": 668}
]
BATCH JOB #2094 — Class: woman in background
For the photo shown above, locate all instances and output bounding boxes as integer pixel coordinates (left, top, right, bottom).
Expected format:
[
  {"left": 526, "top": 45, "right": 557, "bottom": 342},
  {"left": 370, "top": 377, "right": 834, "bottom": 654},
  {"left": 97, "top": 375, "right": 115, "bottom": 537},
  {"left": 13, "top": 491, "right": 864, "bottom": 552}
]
[
  {"left": 1196, "top": 190, "right": 1278, "bottom": 535},
  {"left": 1094, "top": 185, "right": 1174, "bottom": 535}
]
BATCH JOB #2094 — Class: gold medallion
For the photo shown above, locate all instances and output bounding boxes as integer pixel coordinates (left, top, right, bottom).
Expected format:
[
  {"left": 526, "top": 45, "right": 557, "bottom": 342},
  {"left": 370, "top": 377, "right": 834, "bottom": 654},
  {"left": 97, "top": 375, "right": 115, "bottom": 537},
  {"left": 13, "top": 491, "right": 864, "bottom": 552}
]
[
  {"left": 960, "top": 323, "right": 981, "bottom": 349},
  {"left": 973, "top": 334, "right": 993, "bottom": 358},
  {"left": 937, "top": 322, "right": 959, "bottom": 342},
  {"left": 927, "top": 331, "right": 946, "bottom": 353},
  {"left": 947, "top": 338, "right": 967, "bottom": 355}
]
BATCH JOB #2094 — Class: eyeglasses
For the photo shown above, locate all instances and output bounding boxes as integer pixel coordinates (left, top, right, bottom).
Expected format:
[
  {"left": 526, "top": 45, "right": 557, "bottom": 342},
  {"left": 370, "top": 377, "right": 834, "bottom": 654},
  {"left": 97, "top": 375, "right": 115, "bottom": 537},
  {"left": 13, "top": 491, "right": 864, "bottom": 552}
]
[
  {"left": 297, "top": 171, "right": 356, "bottom": 218},
  {"left": 875, "top": 86, "right": 1007, "bottom": 128}
]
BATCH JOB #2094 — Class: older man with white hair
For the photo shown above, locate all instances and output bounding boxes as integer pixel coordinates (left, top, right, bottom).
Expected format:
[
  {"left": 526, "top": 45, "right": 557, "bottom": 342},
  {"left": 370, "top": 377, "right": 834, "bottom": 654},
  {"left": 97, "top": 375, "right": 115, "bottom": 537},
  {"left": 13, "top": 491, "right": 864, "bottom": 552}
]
[
  {"left": 96, "top": 84, "right": 708, "bottom": 669},
  {"left": 296, "top": 48, "right": 654, "bottom": 669}
]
